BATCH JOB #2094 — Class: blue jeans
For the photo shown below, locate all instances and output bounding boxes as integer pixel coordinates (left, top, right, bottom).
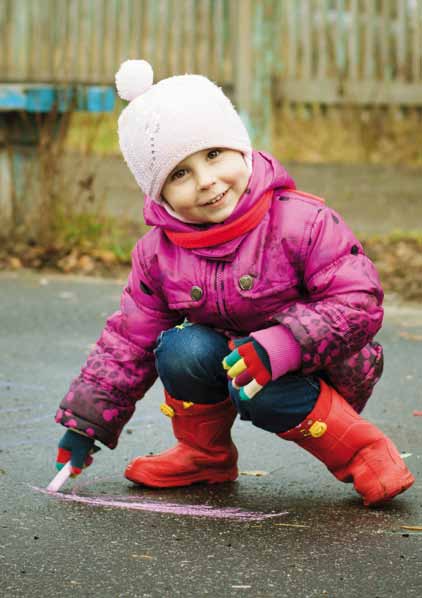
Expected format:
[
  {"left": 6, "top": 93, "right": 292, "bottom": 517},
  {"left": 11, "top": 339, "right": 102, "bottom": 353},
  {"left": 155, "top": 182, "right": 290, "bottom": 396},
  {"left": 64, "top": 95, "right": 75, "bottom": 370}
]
[{"left": 154, "top": 323, "right": 320, "bottom": 433}]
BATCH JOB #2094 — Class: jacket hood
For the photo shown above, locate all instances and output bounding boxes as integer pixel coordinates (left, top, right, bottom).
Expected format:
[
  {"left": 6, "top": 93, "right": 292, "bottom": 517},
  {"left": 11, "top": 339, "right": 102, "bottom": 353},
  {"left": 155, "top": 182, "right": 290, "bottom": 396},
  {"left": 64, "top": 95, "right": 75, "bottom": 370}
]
[{"left": 142, "top": 150, "right": 296, "bottom": 260}]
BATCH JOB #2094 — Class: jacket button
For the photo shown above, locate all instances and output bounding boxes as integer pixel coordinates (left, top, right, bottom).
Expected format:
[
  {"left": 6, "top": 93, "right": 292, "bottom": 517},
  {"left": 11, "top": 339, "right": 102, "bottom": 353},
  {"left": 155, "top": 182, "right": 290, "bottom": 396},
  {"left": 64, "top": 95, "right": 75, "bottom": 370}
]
[
  {"left": 190, "top": 286, "right": 203, "bottom": 301},
  {"left": 239, "top": 275, "right": 254, "bottom": 290}
]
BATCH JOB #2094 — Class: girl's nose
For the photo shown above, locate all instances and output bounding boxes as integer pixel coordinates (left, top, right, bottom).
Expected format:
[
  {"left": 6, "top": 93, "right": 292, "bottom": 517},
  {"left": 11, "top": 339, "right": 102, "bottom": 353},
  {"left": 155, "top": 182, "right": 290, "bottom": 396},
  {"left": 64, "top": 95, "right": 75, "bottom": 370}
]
[{"left": 196, "top": 169, "right": 216, "bottom": 190}]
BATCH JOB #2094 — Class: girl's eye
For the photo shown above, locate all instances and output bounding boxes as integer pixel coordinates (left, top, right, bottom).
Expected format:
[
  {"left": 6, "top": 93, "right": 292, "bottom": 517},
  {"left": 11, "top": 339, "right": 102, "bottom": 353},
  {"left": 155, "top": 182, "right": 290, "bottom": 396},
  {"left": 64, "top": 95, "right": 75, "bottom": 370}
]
[
  {"left": 207, "top": 149, "right": 221, "bottom": 160},
  {"left": 171, "top": 168, "right": 187, "bottom": 181}
]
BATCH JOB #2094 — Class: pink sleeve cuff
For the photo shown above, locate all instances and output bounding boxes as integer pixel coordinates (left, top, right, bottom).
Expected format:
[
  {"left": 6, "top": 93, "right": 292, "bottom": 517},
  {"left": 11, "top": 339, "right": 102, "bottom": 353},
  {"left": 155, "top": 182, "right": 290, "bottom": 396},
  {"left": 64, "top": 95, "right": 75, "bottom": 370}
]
[{"left": 251, "top": 324, "right": 302, "bottom": 380}]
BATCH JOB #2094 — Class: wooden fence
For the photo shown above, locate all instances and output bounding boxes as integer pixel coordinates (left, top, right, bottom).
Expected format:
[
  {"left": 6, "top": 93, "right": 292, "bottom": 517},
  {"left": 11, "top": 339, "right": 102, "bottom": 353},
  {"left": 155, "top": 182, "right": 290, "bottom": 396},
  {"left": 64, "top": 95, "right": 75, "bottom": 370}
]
[
  {"left": 1, "top": 0, "right": 422, "bottom": 144},
  {"left": 0, "top": 0, "right": 237, "bottom": 85},
  {"left": 275, "top": 0, "right": 422, "bottom": 106},
  {"left": 2, "top": 1, "right": 421, "bottom": 94}
]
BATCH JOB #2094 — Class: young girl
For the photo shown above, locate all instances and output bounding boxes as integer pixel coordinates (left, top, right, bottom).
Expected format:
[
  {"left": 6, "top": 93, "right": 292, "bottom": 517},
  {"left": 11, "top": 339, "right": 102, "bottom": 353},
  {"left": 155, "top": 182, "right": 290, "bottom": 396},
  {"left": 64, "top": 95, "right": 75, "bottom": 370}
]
[{"left": 55, "top": 60, "right": 414, "bottom": 506}]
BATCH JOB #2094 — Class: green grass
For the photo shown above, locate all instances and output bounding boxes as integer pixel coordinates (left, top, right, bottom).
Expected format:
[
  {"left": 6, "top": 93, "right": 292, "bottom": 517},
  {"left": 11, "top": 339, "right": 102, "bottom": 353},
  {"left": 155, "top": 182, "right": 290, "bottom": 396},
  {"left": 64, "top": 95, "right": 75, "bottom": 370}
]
[
  {"left": 361, "top": 230, "right": 422, "bottom": 246},
  {"left": 66, "top": 104, "right": 422, "bottom": 166},
  {"left": 49, "top": 209, "right": 143, "bottom": 263},
  {"left": 65, "top": 112, "right": 120, "bottom": 155}
]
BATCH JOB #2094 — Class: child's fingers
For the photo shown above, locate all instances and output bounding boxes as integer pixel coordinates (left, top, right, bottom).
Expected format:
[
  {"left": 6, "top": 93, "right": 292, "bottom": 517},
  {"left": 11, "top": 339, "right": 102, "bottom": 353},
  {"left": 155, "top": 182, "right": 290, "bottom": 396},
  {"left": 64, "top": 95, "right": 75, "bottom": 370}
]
[
  {"left": 56, "top": 447, "right": 71, "bottom": 471},
  {"left": 70, "top": 454, "right": 94, "bottom": 477},
  {"left": 234, "top": 370, "right": 253, "bottom": 387},
  {"left": 70, "top": 444, "right": 94, "bottom": 473},
  {"left": 227, "top": 358, "right": 247, "bottom": 379},
  {"left": 222, "top": 348, "right": 241, "bottom": 370},
  {"left": 239, "top": 379, "right": 263, "bottom": 401}
]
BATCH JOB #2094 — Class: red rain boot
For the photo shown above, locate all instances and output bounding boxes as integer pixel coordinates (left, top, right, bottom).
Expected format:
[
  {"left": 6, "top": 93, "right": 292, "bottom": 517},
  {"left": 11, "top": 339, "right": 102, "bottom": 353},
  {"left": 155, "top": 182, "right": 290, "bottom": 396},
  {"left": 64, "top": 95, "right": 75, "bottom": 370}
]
[
  {"left": 125, "top": 393, "right": 238, "bottom": 487},
  {"left": 279, "top": 380, "right": 414, "bottom": 506}
]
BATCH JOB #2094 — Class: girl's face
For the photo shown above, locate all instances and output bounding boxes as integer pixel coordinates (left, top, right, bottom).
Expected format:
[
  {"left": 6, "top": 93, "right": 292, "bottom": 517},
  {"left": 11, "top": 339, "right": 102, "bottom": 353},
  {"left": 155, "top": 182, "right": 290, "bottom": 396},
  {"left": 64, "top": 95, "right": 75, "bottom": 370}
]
[{"left": 161, "top": 148, "right": 250, "bottom": 224}]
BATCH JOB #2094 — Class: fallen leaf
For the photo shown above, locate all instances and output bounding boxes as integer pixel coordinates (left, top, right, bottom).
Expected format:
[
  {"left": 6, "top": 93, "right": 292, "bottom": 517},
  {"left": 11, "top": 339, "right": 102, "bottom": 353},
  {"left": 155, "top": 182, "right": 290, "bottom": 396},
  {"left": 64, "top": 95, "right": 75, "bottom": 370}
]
[
  {"left": 131, "top": 554, "right": 154, "bottom": 560},
  {"left": 400, "top": 525, "right": 422, "bottom": 532},
  {"left": 57, "top": 250, "right": 79, "bottom": 272},
  {"left": 413, "top": 410, "right": 422, "bottom": 416},
  {"left": 78, "top": 255, "right": 96, "bottom": 273},
  {"left": 91, "top": 249, "right": 117, "bottom": 265},
  {"left": 7, "top": 257, "right": 23, "bottom": 269},
  {"left": 399, "top": 332, "right": 422, "bottom": 342},
  {"left": 239, "top": 470, "right": 269, "bottom": 477}
]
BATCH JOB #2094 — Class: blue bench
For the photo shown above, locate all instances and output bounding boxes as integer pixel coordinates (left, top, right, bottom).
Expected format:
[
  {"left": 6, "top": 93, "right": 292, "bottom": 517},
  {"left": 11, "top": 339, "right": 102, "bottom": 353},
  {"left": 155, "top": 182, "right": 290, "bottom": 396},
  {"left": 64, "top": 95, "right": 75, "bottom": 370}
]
[
  {"left": 0, "top": 85, "right": 115, "bottom": 113},
  {"left": 0, "top": 85, "right": 116, "bottom": 237}
]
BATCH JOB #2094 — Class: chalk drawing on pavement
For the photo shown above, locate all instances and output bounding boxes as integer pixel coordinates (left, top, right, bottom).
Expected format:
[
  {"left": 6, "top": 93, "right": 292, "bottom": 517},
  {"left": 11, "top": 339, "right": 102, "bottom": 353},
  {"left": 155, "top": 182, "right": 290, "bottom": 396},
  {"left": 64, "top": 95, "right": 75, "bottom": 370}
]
[{"left": 32, "top": 486, "right": 287, "bottom": 521}]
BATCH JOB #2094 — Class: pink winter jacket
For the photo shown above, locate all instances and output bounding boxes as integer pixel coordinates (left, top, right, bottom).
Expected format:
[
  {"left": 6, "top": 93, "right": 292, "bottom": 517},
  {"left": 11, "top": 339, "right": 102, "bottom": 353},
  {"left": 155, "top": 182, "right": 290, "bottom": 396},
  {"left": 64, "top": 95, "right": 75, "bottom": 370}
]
[{"left": 56, "top": 151, "right": 384, "bottom": 448}]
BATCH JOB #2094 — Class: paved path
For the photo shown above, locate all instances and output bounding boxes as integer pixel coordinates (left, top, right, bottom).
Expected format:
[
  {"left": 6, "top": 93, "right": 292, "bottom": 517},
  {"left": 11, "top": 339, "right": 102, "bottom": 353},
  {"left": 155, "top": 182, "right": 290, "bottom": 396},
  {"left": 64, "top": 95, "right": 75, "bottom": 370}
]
[{"left": 1, "top": 272, "right": 421, "bottom": 597}]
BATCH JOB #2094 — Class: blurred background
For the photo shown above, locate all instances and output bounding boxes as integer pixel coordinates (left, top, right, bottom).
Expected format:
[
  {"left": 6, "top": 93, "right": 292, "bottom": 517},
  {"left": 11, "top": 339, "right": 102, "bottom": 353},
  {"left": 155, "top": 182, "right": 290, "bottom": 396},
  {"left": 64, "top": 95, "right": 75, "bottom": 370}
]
[{"left": 1, "top": 0, "right": 422, "bottom": 299}]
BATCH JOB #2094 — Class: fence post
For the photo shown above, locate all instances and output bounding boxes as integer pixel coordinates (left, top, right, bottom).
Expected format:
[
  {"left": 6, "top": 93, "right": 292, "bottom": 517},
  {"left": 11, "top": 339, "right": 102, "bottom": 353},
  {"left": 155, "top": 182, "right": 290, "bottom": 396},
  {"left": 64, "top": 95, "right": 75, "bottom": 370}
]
[
  {"left": 234, "top": 0, "right": 274, "bottom": 152},
  {"left": 234, "top": 0, "right": 252, "bottom": 133}
]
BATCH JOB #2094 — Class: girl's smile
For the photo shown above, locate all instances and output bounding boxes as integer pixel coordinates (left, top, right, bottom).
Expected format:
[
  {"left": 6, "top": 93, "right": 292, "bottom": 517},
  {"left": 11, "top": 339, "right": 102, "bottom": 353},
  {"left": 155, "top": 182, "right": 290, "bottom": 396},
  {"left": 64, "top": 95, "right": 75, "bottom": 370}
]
[
  {"left": 161, "top": 148, "right": 250, "bottom": 223},
  {"left": 201, "top": 188, "right": 229, "bottom": 207}
]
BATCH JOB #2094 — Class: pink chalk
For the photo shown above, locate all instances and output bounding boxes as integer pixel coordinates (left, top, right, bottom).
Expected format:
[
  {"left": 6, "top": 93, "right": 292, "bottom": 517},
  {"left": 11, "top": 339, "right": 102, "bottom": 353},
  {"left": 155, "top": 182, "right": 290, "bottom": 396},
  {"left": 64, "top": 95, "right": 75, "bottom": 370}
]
[
  {"left": 46, "top": 462, "right": 72, "bottom": 493},
  {"left": 35, "top": 485, "right": 287, "bottom": 521}
]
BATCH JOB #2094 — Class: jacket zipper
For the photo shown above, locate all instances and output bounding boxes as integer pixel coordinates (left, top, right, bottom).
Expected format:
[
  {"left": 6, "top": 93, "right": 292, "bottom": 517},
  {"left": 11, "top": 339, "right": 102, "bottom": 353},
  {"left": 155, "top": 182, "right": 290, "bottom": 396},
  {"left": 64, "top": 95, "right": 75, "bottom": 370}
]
[
  {"left": 215, "top": 263, "right": 224, "bottom": 318},
  {"left": 215, "top": 263, "right": 238, "bottom": 328}
]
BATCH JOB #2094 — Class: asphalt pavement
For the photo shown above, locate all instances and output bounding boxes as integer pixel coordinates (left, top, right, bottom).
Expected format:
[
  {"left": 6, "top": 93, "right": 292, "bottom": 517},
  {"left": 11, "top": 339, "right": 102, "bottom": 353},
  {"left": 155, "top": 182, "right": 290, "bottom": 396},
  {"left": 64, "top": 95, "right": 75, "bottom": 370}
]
[{"left": 0, "top": 271, "right": 421, "bottom": 598}]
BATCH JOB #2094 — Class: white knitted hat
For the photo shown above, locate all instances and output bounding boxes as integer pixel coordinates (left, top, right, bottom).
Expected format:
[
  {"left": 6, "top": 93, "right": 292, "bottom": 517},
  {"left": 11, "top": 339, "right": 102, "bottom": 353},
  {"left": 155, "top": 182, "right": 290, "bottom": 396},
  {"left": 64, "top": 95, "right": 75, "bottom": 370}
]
[{"left": 115, "top": 59, "right": 252, "bottom": 202}]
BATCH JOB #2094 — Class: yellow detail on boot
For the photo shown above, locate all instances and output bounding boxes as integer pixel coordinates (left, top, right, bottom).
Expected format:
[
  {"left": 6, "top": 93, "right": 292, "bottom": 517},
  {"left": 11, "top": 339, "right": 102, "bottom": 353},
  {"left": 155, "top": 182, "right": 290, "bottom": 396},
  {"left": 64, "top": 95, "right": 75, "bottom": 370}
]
[
  {"left": 160, "top": 404, "right": 175, "bottom": 418},
  {"left": 182, "top": 402, "right": 194, "bottom": 409},
  {"left": 309, "top": 421, "right": 327, "bottom": 438}
]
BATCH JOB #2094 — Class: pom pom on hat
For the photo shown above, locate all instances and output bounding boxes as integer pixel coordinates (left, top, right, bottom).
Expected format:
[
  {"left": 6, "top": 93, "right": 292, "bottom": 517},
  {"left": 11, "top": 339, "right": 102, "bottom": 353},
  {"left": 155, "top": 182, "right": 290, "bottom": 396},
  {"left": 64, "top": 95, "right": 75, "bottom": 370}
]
[{"left": 115, "top": 59, "right": 154, "bottom": 101}]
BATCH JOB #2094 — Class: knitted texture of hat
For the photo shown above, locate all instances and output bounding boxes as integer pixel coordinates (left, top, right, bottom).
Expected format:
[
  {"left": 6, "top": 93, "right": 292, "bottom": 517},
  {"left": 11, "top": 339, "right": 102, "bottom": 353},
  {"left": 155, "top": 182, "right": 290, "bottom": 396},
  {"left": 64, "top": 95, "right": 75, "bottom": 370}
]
[{"left": 116, "top": 59, "right": 252, "bottom": 202}]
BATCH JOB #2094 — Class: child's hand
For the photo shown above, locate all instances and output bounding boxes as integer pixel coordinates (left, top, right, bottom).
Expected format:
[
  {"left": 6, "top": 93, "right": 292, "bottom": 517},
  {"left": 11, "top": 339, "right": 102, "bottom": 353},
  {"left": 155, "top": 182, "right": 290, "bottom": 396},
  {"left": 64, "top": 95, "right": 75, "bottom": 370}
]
[
  {"left": 56, "top": 430, "right": 96, "bottom": 476},
  {"left": 222, "top": 337, "right": 271, "bottom": 400}
]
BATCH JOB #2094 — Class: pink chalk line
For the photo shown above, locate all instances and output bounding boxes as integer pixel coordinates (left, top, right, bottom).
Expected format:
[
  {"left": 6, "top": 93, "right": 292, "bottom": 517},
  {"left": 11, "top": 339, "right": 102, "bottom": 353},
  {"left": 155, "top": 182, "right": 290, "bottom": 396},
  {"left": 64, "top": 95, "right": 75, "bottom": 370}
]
[{"left": 32, "top": 487, "right": 287, "bottom": 521}]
